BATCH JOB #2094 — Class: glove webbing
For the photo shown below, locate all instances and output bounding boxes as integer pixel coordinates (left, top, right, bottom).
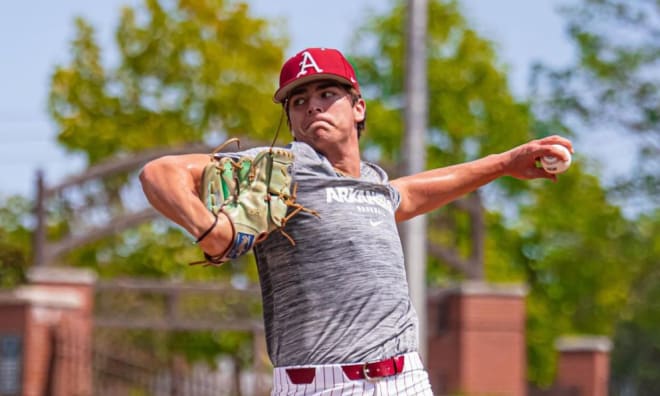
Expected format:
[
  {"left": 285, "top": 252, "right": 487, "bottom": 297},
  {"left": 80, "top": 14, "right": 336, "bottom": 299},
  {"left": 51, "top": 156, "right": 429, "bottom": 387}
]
[{"left": 191, "top": 140, "right": 319, "bottom": 266}]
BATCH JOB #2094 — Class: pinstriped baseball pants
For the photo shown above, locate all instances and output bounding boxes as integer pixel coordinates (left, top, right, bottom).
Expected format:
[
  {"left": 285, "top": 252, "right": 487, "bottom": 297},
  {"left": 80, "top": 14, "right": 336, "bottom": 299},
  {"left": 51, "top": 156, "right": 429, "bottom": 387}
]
[{"left": 271, "top": 352, "right": 434, "bottom": 395}]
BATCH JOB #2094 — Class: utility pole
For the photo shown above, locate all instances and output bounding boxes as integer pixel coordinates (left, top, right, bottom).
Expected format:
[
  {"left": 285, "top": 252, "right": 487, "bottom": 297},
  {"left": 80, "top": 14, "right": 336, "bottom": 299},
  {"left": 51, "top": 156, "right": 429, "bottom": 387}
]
[
  {"left": 33, "top": 170, "right": 46, "bottom": 267},
  {"left": 403, "top": 0, "right": 429, "bottom": 362}
]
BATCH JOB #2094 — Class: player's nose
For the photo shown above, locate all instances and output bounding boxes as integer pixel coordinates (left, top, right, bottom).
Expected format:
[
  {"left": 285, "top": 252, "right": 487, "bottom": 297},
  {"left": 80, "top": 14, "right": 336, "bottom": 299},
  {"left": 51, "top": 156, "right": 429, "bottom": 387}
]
[{"left": 306, "top": 96, "right": 323, "bottom": 115}]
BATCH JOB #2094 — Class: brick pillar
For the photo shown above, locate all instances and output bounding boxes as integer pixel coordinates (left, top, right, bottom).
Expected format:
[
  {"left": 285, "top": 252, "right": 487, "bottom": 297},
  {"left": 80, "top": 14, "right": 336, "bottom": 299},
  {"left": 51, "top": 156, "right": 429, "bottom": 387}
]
[
  {"left": 27, "top": 267, "right": 96, "bottom": 396},
  {"left": 555, "top": 336, "right": 611, "bottom": 396},
  {"left": 427, "top": 281, "right": 527, "bottom": 396},
  {"left": 0, "top": 285, "right": 82, "bottom": 396}
]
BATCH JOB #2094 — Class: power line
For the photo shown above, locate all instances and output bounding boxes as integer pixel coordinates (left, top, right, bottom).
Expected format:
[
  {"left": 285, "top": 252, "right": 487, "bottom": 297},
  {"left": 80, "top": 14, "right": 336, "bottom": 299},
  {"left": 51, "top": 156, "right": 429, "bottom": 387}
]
[
  {"left": 0, "top": 119, "right": 51, "bottom": 126},
  {"left": 1, "top": 139, "right": 60, "bottom": 145}
]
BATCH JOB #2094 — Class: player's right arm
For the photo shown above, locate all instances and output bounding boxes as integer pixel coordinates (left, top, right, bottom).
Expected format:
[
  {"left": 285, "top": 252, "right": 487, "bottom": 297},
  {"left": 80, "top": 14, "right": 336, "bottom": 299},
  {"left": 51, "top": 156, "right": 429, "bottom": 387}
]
[
  {"left": 391, "top": 136, "right": 573, "bottom": 222},
  {"left": 139, "top": 154, "right": 233, "bottom": 258}
]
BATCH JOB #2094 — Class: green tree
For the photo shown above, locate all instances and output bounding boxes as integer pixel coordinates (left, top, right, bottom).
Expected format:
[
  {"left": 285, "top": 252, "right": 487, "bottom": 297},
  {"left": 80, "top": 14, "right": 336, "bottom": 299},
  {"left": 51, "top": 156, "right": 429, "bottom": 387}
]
[
  {"left": 0, "top": 196, "right": 31, "bottom": 288},
  {"left": 351, "top": 0, "right": 532, "bottom": 280},
  {"left": 349, "top": 0, "right": 544, "bottom": 379},
  {"left": 353, "top": 0, "right": 530, "bottom": 165},
  {"left": 607, "top": 210, "right": 660, "bottom": 395},
  {"left": 49, "top": 0, "right": 286, "bottom": 165},
  {"left": 350, "top": 0, "right": 645, "bottom": 386},
  {"left": 512, "top": 169, "right": 644, "bottom": 384},
  {"left": 44, "top": 0, "right": 288, "bottom": 373},
  {"left": 42, "top": 0, "right": 653, "bottom": 388},
  {"left": 530, "top": 0, "right": 659, "bottom": 211},
  {"left": 46, "top": 0, "right": 287, "bottom": 277},
  {"left": 530, "top": 0, "right": 660, "bottom": 388}
]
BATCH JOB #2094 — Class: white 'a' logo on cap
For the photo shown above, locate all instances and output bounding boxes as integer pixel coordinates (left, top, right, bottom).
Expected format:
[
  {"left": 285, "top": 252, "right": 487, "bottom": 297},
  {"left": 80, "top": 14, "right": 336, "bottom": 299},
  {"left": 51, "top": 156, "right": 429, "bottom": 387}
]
[{"left": 296, "top": 51, "right": 323, "bottom": 78}]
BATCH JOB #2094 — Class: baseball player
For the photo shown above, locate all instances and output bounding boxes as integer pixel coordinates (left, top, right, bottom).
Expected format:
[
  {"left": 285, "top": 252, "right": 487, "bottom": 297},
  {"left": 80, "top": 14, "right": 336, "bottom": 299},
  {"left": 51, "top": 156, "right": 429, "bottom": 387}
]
[{"left": 140, "top": 47, "right": 573, "bottom": 395}]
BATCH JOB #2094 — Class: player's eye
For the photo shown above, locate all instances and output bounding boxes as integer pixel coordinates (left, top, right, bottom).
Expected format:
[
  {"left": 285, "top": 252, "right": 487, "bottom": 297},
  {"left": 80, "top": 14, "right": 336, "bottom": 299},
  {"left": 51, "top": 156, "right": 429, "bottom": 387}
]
[{"left": 291, "top": 97, "right": 306, "bottom": 107}]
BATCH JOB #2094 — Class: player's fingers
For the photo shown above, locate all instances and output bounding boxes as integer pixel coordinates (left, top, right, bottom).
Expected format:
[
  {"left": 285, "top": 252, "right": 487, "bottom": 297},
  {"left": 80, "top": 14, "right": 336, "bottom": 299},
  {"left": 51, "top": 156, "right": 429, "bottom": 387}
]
[
  {"left": 543, "top": 144, "right": 572, "bottom": 162},
  {"left": 539, "top": 135, "right": 574, "bottom": 153},
  {"left": 527, "top": 164, "right": 557, "bottom": 180}
]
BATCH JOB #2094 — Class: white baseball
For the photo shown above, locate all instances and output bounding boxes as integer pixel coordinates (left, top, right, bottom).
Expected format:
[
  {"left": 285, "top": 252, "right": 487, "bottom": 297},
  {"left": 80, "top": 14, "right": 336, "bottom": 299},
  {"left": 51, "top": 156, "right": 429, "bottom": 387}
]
[{"left": 540, "top": 144, "right": 572, "bottom": 174}]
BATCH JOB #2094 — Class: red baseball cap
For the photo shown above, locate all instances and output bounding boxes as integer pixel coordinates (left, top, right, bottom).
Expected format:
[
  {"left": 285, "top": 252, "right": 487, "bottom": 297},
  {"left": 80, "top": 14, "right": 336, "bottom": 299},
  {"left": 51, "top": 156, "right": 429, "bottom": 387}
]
[{"left": 273, "top": 47, "right": 360, "bottom": 103}]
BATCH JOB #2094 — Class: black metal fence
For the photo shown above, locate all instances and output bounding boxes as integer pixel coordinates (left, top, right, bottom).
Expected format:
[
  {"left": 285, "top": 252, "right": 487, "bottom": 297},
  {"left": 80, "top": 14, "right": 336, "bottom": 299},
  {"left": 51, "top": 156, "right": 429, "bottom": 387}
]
[{"left": 92, "top": 347, "right": 261, "bottom": 396}]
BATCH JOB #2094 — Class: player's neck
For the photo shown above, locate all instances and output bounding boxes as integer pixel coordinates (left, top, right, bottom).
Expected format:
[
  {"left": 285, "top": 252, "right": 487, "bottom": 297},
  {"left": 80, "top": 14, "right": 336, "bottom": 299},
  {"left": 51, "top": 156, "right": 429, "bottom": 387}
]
[{"left": 326, "top": 144, "right": 361, "bottom": 177}]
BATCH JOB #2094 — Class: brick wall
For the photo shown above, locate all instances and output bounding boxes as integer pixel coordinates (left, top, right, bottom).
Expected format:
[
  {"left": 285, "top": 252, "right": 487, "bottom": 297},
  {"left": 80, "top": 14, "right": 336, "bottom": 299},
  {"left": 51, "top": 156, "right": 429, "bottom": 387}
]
[
  {"left": 555, "top": 336, "right": 612, "bottom": 396},
  {"left": 0, "top": 267, "right": 95, "bottom": 396},
  {"left": 427, "top": 281, "right": 527, "bottom": 396}
]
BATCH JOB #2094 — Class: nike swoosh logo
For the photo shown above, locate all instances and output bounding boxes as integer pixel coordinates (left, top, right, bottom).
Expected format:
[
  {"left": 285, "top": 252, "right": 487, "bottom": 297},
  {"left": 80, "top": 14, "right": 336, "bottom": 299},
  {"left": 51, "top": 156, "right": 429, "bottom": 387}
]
[{"left": 369, "top": 220, "right": 384, "bottom": 227}]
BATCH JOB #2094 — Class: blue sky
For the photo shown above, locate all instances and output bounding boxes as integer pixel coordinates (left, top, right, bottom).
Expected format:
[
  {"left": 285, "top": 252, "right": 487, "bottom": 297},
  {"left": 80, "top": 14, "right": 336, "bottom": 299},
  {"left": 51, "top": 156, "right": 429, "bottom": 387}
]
[{"left": 0, "top": 0, "right": 574, "bottom": 198}]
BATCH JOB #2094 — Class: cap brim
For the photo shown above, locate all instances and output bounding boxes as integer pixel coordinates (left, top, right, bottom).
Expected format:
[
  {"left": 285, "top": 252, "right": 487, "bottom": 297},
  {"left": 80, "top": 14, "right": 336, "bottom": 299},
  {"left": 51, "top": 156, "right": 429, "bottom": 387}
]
[{"left": 273, "top": 74, "right": 354, "bottom": 103}]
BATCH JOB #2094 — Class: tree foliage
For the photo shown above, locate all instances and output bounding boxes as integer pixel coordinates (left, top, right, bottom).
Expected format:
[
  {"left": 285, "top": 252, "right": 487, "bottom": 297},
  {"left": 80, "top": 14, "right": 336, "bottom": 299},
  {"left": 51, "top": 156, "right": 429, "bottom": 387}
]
[
  {"left": 530, "top": 0, "right": 660, "bottom": 211},
  {"left": 351, "top": 0, "right": 534, "bottom": 280},
  {"left": 49, "top": 0, "right": 286, "bottom": 165},
  {"left": 608, "top": 210, "right": 660, "bottom": 395},
  {"left": 349, "top": 0, "right": 653, "bottom": 386},
  {"left": 43, "top": 0, "right": 288, "bottom": 369},
  {"left": 530, "top": 0, "right": 660, "bottom": 388},
  {"left": 45, "top": 0, "right": 287, "bottom": 278},
  {"left": 0, "top": 196, "right": 31, "bottom": 288},
  {"left": 36, "top": 0, "right": 660, "bottom": 388},
  {"left": 352, "top": 0, "right": 531, "bottom": 169},
  {"left": 512, "top": 169, "right": 646, "bottom": 384}
]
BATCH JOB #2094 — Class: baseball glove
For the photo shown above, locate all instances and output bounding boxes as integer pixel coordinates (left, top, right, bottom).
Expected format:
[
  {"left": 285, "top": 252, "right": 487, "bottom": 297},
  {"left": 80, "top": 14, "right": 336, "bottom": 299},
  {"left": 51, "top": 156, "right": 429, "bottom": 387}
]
[{"left": 192, "top": 138, "right": 318, "bottom": 265}]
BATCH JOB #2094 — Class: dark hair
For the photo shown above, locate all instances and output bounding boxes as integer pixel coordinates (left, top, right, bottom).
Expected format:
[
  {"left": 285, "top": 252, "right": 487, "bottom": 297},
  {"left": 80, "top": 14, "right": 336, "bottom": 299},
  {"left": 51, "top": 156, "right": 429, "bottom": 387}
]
[{"left": 283, "top": 84, "right": 367, "bottom": 138}]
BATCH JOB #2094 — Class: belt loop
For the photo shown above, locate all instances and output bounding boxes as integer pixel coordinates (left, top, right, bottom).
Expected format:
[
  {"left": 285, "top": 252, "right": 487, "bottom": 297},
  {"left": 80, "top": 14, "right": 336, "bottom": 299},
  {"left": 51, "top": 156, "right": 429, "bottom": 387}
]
[{"left": 392, "top": 356, "right": 398, "bottom": 374}]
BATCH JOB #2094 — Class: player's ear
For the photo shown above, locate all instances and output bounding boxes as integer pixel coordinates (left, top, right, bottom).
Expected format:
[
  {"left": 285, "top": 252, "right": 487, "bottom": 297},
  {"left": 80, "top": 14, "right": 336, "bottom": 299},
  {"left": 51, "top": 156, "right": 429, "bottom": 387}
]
[{"left": 353, "top": 97, "right": 366, "bottom": 123}]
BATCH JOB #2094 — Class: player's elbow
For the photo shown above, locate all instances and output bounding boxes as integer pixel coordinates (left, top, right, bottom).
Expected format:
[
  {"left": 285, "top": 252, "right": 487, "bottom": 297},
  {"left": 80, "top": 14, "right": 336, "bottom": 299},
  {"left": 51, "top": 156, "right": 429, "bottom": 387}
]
[
  {"left": 139, "top": 156, "right": 176, "bottom": 193},
  {"left": 140, "top": 153, "right": 208, "bottom": 196},
  {"left": 139, "top": 158, "right": 160, "bottom": 190}
]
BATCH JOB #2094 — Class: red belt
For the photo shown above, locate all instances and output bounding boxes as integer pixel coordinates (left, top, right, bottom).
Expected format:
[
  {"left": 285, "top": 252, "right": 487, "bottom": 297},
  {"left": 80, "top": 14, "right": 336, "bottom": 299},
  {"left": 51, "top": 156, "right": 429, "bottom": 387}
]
[{"left": 285, "top": 355, "right": 405, "bottom": 384}]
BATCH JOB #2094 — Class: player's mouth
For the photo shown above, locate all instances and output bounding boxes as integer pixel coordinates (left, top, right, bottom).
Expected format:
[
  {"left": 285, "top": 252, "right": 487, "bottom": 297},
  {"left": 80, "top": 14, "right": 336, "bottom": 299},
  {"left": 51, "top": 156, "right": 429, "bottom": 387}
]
[{"left": 304, "top": 117, "right": 333, "bottom": 132}]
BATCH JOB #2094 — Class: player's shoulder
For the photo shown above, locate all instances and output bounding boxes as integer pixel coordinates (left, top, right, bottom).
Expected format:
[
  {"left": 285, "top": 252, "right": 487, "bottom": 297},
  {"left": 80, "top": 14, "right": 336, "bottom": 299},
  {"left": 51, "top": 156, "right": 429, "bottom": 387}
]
[
  {"left": 288, "top": 141, "right": 391, "bottom": 183},
  {"left": 361, "top": 161, "right": 390, "bottom": 184},
  {"left": 287, "top": 141, "right": 315, "bottom": 157},
  {"left": 213, "top": 144, "right": 292, "bottom": 160}
]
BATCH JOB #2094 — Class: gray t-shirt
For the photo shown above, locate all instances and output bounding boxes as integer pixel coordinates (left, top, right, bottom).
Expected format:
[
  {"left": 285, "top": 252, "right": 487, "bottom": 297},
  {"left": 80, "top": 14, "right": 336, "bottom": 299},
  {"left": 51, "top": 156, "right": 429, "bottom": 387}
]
[{"left": 219, "top": 141, "right": 418, "bottom": 367}]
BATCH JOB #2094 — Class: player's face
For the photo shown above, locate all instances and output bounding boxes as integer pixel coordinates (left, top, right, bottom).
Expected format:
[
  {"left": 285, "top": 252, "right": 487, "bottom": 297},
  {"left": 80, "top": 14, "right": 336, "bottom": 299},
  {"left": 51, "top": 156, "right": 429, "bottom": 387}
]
[{"left": 287, "top": 80, "right": 365, "bottom": 153}]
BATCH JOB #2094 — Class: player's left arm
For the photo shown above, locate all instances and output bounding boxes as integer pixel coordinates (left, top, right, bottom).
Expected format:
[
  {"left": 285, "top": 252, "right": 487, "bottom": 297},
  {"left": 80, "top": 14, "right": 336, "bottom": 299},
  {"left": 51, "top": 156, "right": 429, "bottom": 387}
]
[{"left": 390, "top": 135, "right": 573, "bottom": 222}]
